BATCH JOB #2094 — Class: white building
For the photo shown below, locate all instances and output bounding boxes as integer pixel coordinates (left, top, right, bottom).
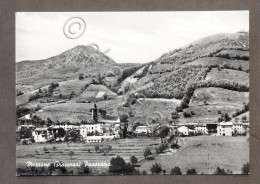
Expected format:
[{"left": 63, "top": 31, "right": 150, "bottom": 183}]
[
  {"left": 217, "top": 122, "right": 233, "bottom": 136},
  {"left": 195, "top": 124, "right": 208, "bottom": 135},
  {"left": 217, "top": 121, "right": 249, "bottom": 136},
  {"left": 32, "top": 128, "right": 50, "bottom": 143},
  {"left": 134, "top": 126, "right": 153, "bottom": 134},
  {"left": 55, "top": 124, "right": 79, "bottom": 131},
  {"left": 232, "top": 122, "right": 248, "bottom": 135},
  {"left": 177, "top": 126, "right": 194, "bottom": 136},
  {"left": 80, "top": 124, "right": 104, "bottom": 138},
  {"left": 86, "top": 133, "right": 119, "bottom": 143},
  {"left": 86, "top": 136, "right": 103, "bottom": 143}
]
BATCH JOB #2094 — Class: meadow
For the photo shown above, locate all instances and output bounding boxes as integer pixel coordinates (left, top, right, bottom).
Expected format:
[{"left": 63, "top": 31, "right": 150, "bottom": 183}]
[{"left": 16, "top": 136, "right": 249, "bottom": 175}]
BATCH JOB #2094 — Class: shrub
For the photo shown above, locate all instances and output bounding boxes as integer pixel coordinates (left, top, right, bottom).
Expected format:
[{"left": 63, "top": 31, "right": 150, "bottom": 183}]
[
  {"left": 68, "top": 151, "right": 74, "bottom": 159},
  {"left": 143, "top": 148, "right": 152, "bottom": 159},
  {"left": 77, "top": 163, "right": 91, "bottom": 175},
  {"left": 186, "top": 168, "right": 197, "bottom": 175},
  {"left": 48, "top": 161, "right": 68, "bottom": 175},
  {"left": 150, "top": 162, "right": 162, "bottom": 175},
  {"left": 78, "top": 73, "right": 84, "bottom": 80},
  {"left": 109, "top": 156, "right": 135, "bottom": 174},
  {"left": 17, "top": 90, "right": 24, "bottom": 96},
  {"left": 183, "top": 111, "right": 191, "bottom": 118},
  {"left": 141, "top": 171, "right": 147, "bottom": 175},
  {"left": 22, "top": 139, "right": 30, "bottom": 145},
  {"left": 43, "top": 147, "right": 49, "bottom": 153},
  {"left": 181, "top": 101, "right": 189, "bottom": 109},
  {"left": 176, "top": 106, "right": 183, "bottom": 112},
  {"left": 130, "top": 156, "right": 138, "bottom": 166},
  {"left": 171, "top": 166, "right": 182, "bottom": 175},
  {"left": 156, "top": 144, "right": 166, "bottom": 154},
  {"left": 214, "top": 167, "right": 232, "bottom": 175},
  {"left": 241, "top": 162, "right": 250, "bottom": 175},
  {"left": 95, "top": 145, "right": 100, "bottom": 153}
]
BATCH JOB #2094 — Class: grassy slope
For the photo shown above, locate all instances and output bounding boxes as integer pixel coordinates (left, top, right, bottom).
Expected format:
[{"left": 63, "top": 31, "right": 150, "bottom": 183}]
[
  {"left": 179, "top": 87, "right": 249, "bottom": 124},
  {"left": 205, "top": 68, "right": 249, "bottom": 85},
  {"left": 139, "top": 136, "right": 249, "bottom": 174}
]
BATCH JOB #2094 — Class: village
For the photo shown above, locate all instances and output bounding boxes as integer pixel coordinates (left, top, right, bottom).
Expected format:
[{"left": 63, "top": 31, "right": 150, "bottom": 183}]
[{"left": 16, "top": 103, "right": 250, "bottom": 145}]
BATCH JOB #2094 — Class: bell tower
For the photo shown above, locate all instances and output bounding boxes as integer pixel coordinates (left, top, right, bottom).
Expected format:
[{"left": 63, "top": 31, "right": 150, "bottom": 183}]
[{"left": 91, "top": 103, "right": 98, "bottom": 123}]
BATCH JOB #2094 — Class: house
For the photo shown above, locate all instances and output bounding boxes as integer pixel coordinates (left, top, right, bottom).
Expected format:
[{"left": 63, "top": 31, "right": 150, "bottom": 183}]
[
  {"left": 32, "top": 128, "right": 51, "bottom": 142},
  {"left": 16, "top": 124, "right": 36, "bottom": 132},
  {"left": 56, "top": 123, "right": 80, "bottom": 131},
  {"left": 232, "top": 122, "right": 248, "bottom": 135},
  {"left": 80, "top": 123, "right": 104, "bottom": 137},
  {"left": 134, "top": 126, "right": 153, "bottom": 134},
  {"left": 86, "top": 136, "right": 103, "bottom": 143},
  {"left": 195, "top": 124, "right": 208, "bottom": 135},
  {"left": 217, "top": 122, "right": 233, "bottom": 136},
  {"left": 177, "top": 126, "right": 194, "bottom": 136}
]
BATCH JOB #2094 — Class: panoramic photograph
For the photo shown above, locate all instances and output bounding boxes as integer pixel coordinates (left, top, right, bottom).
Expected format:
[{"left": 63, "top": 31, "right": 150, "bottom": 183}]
[{"left": 16, "top": 11, "right": 249, "bottom": 176}]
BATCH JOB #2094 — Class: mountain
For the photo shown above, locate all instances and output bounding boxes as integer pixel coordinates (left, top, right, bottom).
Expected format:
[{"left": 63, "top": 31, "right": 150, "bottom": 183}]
[
  {"left": 16, "top": 32, "right": 249, "bottom": 124},
  {"left": 16, "top": 45, "right": 119, "bottom": 89},
  {"left": 113, "top": 32, "right": 249, "bottom": 124},
  {"left": 123, "top": 32, "right": 249, "bottom": 99}
]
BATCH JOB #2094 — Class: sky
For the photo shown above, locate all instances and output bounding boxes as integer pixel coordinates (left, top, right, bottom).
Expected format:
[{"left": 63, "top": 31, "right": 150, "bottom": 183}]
[{"left": 16, "top": 11, "right": 249, "bottom": 63}]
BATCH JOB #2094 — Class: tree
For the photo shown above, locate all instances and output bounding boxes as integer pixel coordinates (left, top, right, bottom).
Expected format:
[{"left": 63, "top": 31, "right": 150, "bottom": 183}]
[
  {"left": 171, "top": 166, "right": 182, "bottom": 175},
  {"left": 98, "top": 109, "right": 107, "bottom": 117},
  {"left": 201, "top": 93, "right": 210, "bottom": 105},
  {"left": 109, "top": 156, "right": 135, "bottom": 174},
  {"left": 130, "top": 156, "right": 138, "bottom": 166},
  {"left": 46, "top": 117, "right": 53, "bottom": 126},
  {"left": 79, "top": 73, "right": 84, "bottom": 80},
  {"left": 156, "top": 144, "right": 166, "bottom": 154},
  {"left": 242, "top": 116, "right": 247, "bottom": 123},
  {"left": 143, "top": 148, "right": 152, "bottom": 159},
  {"left": 17, "top": 90, "right": 24, "bottom": 96},
  {"left": 19, "top": 127, "right": 32, "bottom": 139},
  {"left": 238, "top": 65, "right": 242, "bottom": 71},
  {"left": 78, "top": 163, "right": 91, "bottom": 175},
  {"left": 175, "top": 106, "right": 183, "bottom": 112},
  {"left": 102, "top": 145, "right": 112, "bottom": 156},
  {"left": 43, "top": 147, "right": 49, "bottom": 153},
  {"left": 241, "top": 162, "right": 250, "bottom": 175},
  {"left": 171, "top": 111, "right": 180, "bottom": 125},
  {"left": 214, "top": 167, "right": 233, "bottom": 175},
  {"left": 68, "top": 151, "right": 74, "bottom": 160},
  {"left": 150, "top": 162, "right": 162, "bottom": 175},
  {"left": 120, "top": 114, "right": 129, "bottom": 122},
  {"left": 95, "top": 145, "right": 100, "bottom": 153},
  {"left": 214, "top": 167, "right": 226, "bottom": 175},
  {"left": 48, "top": 161, "right": 68, "bottom": 175},
  {"left": 69, "top": 91, "right": 76, "bottom": 99},
  {"left": 186, "top": 168, "right": 197, "bottom": 175},
  {"left": 218, "top": 113, "right": 231, "bottom": 122},
  {"left": 141, "top": 171, "right": 147, "bottom": 175}
]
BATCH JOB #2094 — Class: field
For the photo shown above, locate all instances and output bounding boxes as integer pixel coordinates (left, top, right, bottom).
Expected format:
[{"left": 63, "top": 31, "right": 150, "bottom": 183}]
[
  {"left": 16, "top": 136, "right": 249, "bottom": 175},
  {"left": 138, "top": 136, "right": 249, "bottom": 174},
  {"left": 205, "top": 68, "right": 249, "bottom": 86},
  {"left": 57, "top": 79, "right": 91, "bottom": 95},
  {"left": 187, "top": 57, "right": 249, "bottom": 71},
  {"left": 16, "top": 137, "right": 161, "bottom": 175},
  {"left": 180, "top": 87, "right": 249, "bottom": 123}
]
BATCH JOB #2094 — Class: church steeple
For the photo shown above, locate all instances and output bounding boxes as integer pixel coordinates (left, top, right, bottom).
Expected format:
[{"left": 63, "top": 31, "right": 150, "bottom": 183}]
[{"left": 91, "top": 103, "right": 98, "bottom": 123}]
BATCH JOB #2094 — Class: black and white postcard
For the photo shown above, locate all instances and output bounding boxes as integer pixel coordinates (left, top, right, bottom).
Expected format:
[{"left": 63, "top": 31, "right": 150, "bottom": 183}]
[{"left": 16, "top": 11, "right": 249, "bottom": 176}]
